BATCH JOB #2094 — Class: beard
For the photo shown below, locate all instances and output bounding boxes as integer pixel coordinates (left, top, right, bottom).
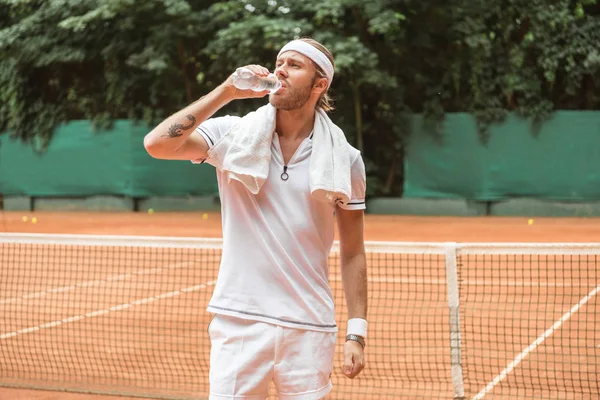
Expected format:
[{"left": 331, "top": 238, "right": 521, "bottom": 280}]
[{"left": 269, "top": 80, "right": 313, "bottom": 110}]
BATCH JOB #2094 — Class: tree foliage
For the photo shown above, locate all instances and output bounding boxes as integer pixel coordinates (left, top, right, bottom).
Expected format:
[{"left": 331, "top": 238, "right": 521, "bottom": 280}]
[{"left": 1, "top": 0, "right": 599, "bottom": 195}]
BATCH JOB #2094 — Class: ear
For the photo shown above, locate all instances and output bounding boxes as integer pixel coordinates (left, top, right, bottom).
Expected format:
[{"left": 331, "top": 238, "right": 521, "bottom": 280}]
[{"left": 313, "top": 77, "right": 328, "bottom": 93}]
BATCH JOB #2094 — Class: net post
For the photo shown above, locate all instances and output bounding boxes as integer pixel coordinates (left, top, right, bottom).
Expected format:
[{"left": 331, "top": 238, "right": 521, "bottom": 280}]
[{"left": 444, "top": 243, "right": 465, "bottom": 399}]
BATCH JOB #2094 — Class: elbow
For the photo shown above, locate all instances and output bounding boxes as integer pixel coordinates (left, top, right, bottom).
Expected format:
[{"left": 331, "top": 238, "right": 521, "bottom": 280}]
[
  {"left": 340, "top": 251, "right": 366, "bottom": 267},
  {"left": 143, "top": 133, "right": 160, "bottom": 158}
]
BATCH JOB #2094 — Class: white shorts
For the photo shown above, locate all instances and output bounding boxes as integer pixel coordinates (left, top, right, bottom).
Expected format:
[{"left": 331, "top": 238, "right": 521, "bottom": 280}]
[{"left": 208, "top": 314, "right": 337, "bottom": 400}]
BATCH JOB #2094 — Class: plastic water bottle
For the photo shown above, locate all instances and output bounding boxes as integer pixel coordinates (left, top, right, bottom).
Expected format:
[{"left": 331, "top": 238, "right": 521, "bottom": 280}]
[{"left": 232, "top": 67, "right": 282, "bottom": 93}]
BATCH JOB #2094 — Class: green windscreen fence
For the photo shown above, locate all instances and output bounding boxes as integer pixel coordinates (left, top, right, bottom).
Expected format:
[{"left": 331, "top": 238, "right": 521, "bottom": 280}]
[
  {"left": 0, "top": 120, "right": 218, "bottom": 197},
  {"left": 404, "top": 111, "right": 600, "bottom": 201}
]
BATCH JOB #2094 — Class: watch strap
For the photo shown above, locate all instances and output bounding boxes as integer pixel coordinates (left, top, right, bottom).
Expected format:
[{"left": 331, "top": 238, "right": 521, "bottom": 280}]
[{"left": 345, "top": 334, "right": 366, "bottom": 349}]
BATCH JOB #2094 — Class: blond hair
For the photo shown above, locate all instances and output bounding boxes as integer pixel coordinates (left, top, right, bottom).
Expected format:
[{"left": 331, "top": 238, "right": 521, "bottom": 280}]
[{"left": 298, "top": 38, "right": 335, "bottom": 113}]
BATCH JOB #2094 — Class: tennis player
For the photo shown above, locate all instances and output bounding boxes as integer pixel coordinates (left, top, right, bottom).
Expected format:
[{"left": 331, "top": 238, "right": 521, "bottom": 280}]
[{"left": 144, "top": 37, "right": 368, "bottom": 399}]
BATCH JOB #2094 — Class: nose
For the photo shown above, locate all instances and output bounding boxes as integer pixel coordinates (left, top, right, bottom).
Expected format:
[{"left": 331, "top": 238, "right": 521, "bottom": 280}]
[{"left": 275, "top": 65, "right": 287, "bottom": 79}]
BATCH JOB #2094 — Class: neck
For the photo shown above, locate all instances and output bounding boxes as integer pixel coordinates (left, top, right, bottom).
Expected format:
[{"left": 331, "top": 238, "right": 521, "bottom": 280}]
[{"left": 275, "top": 105, "right": 316, "bottom": 141}]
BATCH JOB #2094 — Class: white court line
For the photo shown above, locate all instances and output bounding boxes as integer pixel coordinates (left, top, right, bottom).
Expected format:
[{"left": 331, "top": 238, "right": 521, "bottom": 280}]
[
  {"left": 0, "top": 280, "right": 217, "bottom": 340},
  {"left": 0, "top": 274, "right": 581, "bottom": 307},
  {"left": 472, "top": 284, "right": 600, "bottom": 400},
  {"left": 2, "top": 275, "right": 578, "bottom": 307},
  {"left": 0, "top": 261, "right": 198, "bottom": 306}
]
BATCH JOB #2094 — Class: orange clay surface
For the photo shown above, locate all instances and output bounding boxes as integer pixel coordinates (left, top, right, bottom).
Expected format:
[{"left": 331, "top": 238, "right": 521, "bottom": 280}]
[
  {"left": 1, "top": 211, "right": 599, "bottom": 400},
  {"left": 1, "top": 211, "right": 600, "bottom": 242}
]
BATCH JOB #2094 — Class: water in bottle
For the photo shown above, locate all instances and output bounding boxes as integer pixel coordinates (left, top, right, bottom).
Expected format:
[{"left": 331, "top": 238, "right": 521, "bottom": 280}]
[{"left": 232, "top": 67, "right": 282, "bottom": 93}]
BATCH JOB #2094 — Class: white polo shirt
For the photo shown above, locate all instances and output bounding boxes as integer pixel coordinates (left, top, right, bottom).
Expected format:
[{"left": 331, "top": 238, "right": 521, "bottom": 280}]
[{"left": 193, "top": 115, "right": 366, "bottom": 332}]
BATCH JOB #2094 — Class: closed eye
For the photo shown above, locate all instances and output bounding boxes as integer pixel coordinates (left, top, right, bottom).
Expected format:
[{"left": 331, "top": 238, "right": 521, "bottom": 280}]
[{"left": 276, "top": 59, "right": 304, "bottom": 68}]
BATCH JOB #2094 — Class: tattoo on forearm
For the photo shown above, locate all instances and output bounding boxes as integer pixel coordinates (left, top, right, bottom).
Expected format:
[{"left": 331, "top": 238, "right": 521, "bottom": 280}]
[{"left": 163, "top": 115, "right": 196, "bottom": 138}]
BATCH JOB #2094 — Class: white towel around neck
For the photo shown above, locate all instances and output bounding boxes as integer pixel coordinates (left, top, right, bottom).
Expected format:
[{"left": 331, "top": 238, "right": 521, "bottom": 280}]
[{"left": 207, "top": 104, "right": 352, "bottom": 204}]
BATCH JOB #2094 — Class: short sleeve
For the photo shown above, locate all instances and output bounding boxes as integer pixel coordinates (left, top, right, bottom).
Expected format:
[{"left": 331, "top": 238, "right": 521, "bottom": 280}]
[
  {"left": 191, "top": 115, "right": 241, "bottom": 166},
  {"left": 337, "top": 152, "right": 367, "bottom": 211}
]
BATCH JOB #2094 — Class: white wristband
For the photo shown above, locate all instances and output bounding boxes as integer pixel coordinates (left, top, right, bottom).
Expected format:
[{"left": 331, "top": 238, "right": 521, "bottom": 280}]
[{"left": 346, "top": 318, "right": 368, "bottom": 338}]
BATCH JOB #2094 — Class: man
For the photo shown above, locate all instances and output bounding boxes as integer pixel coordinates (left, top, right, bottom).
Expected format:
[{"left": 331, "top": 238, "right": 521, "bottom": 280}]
[{"left": 144, "top": 37, "right": 368, "bottom": 400}]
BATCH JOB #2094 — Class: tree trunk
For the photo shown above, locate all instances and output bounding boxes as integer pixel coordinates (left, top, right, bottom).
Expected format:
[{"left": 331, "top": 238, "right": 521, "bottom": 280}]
[
  {"left": 352, "top": 84, "right": 363, "bottom": 153},
  {"left": 177, "top": 41, "right": 193, "bottom": 104},
  {"left": 384, "top": 153, "right": 397, "bottom": 194}
]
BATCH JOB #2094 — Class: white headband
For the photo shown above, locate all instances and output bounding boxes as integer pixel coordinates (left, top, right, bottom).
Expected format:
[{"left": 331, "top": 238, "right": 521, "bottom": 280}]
[{"left": 277, "top": 40, "right": 334, "bottom": 88}]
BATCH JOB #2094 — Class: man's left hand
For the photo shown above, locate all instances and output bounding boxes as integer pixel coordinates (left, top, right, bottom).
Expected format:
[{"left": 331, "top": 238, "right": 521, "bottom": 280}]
[{"left": 342, "top": 340, "right": 365, "bottom": 379}]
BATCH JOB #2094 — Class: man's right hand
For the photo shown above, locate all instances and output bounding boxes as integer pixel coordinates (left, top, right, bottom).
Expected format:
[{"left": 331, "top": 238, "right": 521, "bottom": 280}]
[{"left": 222, "top": 64, "right": 273, "bottom": 100}]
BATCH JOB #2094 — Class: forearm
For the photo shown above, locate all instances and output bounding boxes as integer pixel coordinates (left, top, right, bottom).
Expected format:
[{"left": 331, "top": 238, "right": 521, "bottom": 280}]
[
  {"left": 341, "top": 252, "right": 368, "bottom": 320},
  {"left": 144, "top": 84, "right": 234, "bottom": 153},
  {"left": 341, "top": 252, "right": 368, "bottom": 379}
]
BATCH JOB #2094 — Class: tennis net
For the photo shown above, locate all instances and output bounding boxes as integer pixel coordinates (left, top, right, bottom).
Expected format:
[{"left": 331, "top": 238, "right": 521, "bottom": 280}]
[{"left": 1, "top": 233, "right": 598, "bottom": 399}]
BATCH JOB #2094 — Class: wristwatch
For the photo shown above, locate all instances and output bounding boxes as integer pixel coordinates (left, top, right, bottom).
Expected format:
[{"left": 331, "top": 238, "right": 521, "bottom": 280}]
[{"left": 345, "top": 334, "right": 366, "bottom": 349}]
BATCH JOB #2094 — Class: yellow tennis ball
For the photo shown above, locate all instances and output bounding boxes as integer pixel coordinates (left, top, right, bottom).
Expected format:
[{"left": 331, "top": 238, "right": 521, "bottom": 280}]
[
  {"left": 148, "top": 208, "right": 154, "bottom": 215},
  {"left": 31, "top": 217, "right": 37, "bottom": 224},
  {"left": 202, "top": 213, "right": 208, "bottom": 220},
  {"left": 528, "top": 219, "right": 534, "bottom": 225},
  {"left": 22, "top": 216, "right": 28, "bottom": 222}
]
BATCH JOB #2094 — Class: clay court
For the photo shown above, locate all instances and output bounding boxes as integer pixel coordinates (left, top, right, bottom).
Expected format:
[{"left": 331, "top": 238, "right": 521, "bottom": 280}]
[{"left": 1, "top": 212, "right": 599, "bottom": 400}]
